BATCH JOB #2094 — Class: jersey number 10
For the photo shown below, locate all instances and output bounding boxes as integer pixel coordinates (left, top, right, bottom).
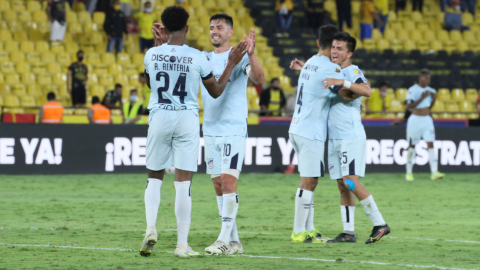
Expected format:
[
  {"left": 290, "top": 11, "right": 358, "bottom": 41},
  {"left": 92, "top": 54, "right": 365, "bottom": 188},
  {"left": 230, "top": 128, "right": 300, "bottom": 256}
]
[{"left": 156, "top": 71, "right": 188, "bottom": 104}]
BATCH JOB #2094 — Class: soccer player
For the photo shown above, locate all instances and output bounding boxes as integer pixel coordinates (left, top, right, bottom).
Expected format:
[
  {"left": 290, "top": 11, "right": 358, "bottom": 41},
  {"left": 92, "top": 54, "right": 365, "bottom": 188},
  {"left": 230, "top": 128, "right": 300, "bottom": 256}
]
[
  {"left": 321, "top": 32, "right": 390, "bottom": 244},
  {"left": 288, "top": 24, "right": 344, "bottom": 243},
  {"left": 153, "top": 14, "right": 265, "bottom": 255},
  {"left": 201, "top": 14, "right": 264, "bottom": 255},
  {"left": 139, "top": 6, "right": 246, "bottom": 258},
  {"left": 405, "top": 69, "right": 445, "bottom": 181}
]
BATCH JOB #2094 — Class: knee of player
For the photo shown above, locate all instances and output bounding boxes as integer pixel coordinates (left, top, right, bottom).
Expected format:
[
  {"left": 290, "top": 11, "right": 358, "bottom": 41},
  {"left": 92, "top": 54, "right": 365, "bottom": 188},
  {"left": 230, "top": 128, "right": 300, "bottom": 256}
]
[
  {"left": 343, "top": 179, "right": 356, "bottom": 192},
  {"left": 221, "top": 169, "right": 239, "bottom": 192}
]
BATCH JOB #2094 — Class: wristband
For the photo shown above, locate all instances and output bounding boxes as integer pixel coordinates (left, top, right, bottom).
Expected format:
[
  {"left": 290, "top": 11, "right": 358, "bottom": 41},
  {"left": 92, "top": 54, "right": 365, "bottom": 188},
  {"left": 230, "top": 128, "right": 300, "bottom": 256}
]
[{"left": 343, "top": 80, "right": 352, "bottom": 89}]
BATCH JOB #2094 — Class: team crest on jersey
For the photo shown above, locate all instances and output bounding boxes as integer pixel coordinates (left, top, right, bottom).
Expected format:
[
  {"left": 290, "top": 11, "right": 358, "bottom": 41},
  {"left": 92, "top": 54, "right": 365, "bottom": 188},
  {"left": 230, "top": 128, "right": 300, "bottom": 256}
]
[
  {"left": 207, "top": 158, "right": 213, "bottom": 169},
  {"left": 334, "top": 68, "right": 340, "bottom": 73},
  {"left": 354, "top": 69, "right": 362, "bottom": 75},
  {"left": 329, "top": 164, "right": 334, "bottom": 174},
  {"left": 171, "top": 48, "right": 176, "bottom": 52},
  {"left": 206, "top": 55, "right": 210, "bottom": 61}
]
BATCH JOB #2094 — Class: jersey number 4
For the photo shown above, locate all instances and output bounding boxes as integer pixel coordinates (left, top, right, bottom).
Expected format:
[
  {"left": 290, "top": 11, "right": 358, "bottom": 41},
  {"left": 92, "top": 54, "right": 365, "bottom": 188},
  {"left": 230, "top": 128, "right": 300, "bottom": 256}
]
[
  {"left": 297, "top": 83, "right": 304, "bottom": 113},
  {"left": 156, "top": 71, "right": 188, "bottom": 104}
]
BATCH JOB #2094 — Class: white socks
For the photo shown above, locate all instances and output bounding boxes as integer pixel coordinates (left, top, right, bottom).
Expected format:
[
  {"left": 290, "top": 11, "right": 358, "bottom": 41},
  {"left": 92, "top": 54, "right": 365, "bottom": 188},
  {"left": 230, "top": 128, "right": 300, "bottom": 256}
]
[
  {"left": 217, "top": 192, "right": 239, "bottom": 243},
  {"left": 305, "top": 197, "right": 315, "bottom": 232},
  {"left": 216, "top": 195, "right": 240, "bottom": 242},
  {"left": 360, "top": 195, "right": 386, "bottom": 226},
  {"left": 428, "top": 148, "right": 438, "bottom": 173},
  {"left": 406, "top": 147, "right": 415, "bottom": 174},
  {"left": 174, "top": 181, "right": 191, "bottom": 245},
  {"left": 293, "top": 188, "right": 313, "bottom": 234},
  {"left": 145, "top": 178, "right": 162, "bottom": 227},
  {"left": 341, "top": 205, "right": 355, "bottom": 235}
]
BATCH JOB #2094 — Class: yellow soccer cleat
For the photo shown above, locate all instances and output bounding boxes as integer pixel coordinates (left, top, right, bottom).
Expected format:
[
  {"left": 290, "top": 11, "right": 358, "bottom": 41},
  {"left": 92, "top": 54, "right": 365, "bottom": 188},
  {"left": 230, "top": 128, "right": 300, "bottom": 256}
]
[
  {"left": 431, "top": 172, "right": 445, "bottom": 180},
  {"left": 174, "top": 244, "right": 202, "bottom": 258},
  {"left": 406, "top": 174, "right": 414, "bottom": 181},
  {"left": 139, "top": 227, "right": 157, "bottom": 257},
  {"left": 291, "top": 230, "right": 327, "bottom": 243}
]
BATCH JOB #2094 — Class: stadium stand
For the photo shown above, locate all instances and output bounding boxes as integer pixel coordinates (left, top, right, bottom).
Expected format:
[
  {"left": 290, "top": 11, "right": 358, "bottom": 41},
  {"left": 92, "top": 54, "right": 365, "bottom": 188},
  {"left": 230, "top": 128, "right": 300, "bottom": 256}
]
[{"left": 0, "top": 0, "right": 479, "bottom": 121}]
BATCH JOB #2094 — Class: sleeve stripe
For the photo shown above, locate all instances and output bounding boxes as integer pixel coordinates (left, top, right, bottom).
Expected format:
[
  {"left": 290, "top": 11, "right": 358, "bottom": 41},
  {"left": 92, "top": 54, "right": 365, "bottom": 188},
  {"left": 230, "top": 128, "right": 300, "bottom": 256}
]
[
  {"left": 355, "top": 78, "right": 364, "bottom": 84},
  {"left": 202, "top": 72, "right": 213, "bottom": 80}
]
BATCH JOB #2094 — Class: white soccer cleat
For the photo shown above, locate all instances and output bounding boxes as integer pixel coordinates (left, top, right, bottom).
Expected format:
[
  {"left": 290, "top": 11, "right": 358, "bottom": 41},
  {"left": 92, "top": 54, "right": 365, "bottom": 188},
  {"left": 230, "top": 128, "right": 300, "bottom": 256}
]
[
  {"left": 139, "top": 227, "right": 157, "bottom": 257},
  {"left": 205, "top": 240, "right": 234, "bottom": 255},
  {"left": 230, "top": 241, "right": 243, "bottom": 254},
  {"left": 173, "top": 244, "right": 202, "bottom": 257}
]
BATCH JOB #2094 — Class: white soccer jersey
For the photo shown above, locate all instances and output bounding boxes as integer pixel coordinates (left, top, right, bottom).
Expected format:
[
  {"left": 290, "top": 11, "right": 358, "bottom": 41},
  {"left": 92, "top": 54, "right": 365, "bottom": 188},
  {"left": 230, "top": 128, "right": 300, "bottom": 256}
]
[
  {"left": 406, "top": 84, "right": 436, "bottom": 109},
  {"left": 201, "top": 50, "right": 250, "bottom": 136},
  {"left": 328, "top": 65, "right": 367, "bottom": 140},
  {"left": 289, "top": 55, "right": 344, "bottom": 141},
  {"left": 144, "top": 44, "right": 213, "bottom": 112}
]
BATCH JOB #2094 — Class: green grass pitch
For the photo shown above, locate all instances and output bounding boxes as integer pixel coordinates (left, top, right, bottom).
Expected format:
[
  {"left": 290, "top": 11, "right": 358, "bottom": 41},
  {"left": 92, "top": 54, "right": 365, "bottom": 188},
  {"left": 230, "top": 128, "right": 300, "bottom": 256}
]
[{"left": 0, "top": 173, "right": 479, "bottom": 270}]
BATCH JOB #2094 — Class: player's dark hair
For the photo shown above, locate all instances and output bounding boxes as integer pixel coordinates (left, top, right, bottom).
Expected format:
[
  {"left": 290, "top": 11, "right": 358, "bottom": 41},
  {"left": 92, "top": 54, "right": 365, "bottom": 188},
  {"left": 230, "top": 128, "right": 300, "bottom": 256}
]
[
  {"left": 139, "top": 72, "right": 145, "bottom": 78},
  {"left": 115, "top": 83, "right": 123, "bottom": 88},
  {"left": 130, "top": 89, "right": 138, "bottom": 94},
  {"left": 144, "top": 1, "right": 151, "bottom": 6},
  {"left": 333, "top": 32, "right": 356, "bottom": 53},
  {"left": 379, "top": 82, "right": 389, "bottom": 87},
  {"left": 76, "top": 50, "right": 83, "bottom": 56},
  {"left": 318, "top": 24, "right": 339, "bottom": 49},
  {"left": 47, "top": 92, "right": 55, "bottom": 101},
  {"left": 161, "top": 6, "right": 189, "bottom": 32},
  {"left": 270, "top": 78, "right": 279, "bottom": 84},
  {"left": 210, "top": 13, "right": 233, "bottom": 28},
  {"left": 92, "top": 96, "right": 100, "bottom": 104},
  {"left": 419, "top": 68, "right": 431, "bottom": 76}
]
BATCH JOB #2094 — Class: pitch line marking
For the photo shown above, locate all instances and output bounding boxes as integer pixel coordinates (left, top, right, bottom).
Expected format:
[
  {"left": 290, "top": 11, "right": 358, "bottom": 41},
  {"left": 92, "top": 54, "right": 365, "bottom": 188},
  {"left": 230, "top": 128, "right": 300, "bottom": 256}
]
[{"left": 0, "top": 243, "right": 477, "bottom": 270}]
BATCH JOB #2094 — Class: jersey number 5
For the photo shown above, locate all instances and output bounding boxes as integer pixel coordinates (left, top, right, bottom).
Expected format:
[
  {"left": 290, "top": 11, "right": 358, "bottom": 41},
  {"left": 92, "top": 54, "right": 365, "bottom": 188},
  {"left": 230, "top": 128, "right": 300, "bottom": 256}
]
[
  {"left": 297, "top": 83, "right": 304, "bottom": 113},
  {"left": 156, "top": 72, "right": 188, "bottom": 104}
]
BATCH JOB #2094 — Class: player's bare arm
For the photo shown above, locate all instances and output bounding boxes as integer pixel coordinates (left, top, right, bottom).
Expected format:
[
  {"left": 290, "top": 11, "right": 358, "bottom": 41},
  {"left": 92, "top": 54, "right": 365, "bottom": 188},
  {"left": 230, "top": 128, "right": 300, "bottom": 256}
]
[
  {"left": 406, "top": 91, "right": 430, "bottom": 110},
  {"left": 289, "top": 58, "right": 305, "bottom": 71},
  {"left": 202, "top": 41, "right": 247, "bottom": 98},
  {"left": 322, "top": 78, "right": 372, "bottom": 97},
  {"left": 244, "top": 29, "right": 265, "bottom": 84}
]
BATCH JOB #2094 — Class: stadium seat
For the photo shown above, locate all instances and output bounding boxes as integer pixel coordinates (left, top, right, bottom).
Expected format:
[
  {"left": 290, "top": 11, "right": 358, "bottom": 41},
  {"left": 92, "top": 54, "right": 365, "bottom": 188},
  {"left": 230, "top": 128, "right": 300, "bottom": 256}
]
[
  {"left": 437, "top": 88, "right": 451, "bottom": 101},
  {"left": 463, "top": 31, "right": 476, "bottom": 43},
  {"left": 27, "top": 1, "right": 41, "bottom": 11},
  {"left": 5, "top": 74, "right": 20, "bottom": 85},
  {"left": 36, "top": 41, "right": 50, "bottom": 53},
  {"left": 465, "top": 88, "right": 478, "bottom": 102},
  {"left": 57, "top": 53, "right": 72, "bottom": 66},
  {"left": 377, "top": 39, "right": 390, "bottom": 51},
  {"left": 430, "top": 40, "right": 443, "bottom": 51},
  {"left": 101, "top": 53, "right": 116, "bottom": 65},
  {"left": 372, "top": 29, "right": 383, "bottom": 40},
  {"left": 10, "top": 51, "right": 25, "bottom": 62},
  {"left": 4, "top": 95, "right": 20, "bottom": 107},
  {"left": 395, "top": 88, "right": 407, "bottom": 102},
  {"left": 451, "top": 88, "right": 465, "bottom": 101},
  {"left": 462, "top": 13, "right": 474, "bottom": 25},
  {"left": 85, "top": 53, "right": 101, "bottom": 65},
  {"left": 37, "top": 74, "right": 52, "bottom": 85},
  {"left": 0, "top": 51, "right": 9, "bottom": 62},
  {"left": 384, "top": 30, "right": 396, "bottom": 41},
  {"left": 404, "top": 20, "right": 416, "bottom": 31},
  {"left": 410, "top": 30, "right": 423, "bottom": 42},
  {"left": 431, "top": 100, "right": 445, "bottom": 112},
  {"left": 78, "top": 11, "right": 91, "bottom": 23},
  {"left": 93, "top": 12, "right": 106, "bottom": 24},
  {"left": 15, "top": 62, "right": 30, "bottom": 74},
  {"left": 18, "top": 11, "right": 32, "bottom": 22},
  {"left": 21, "top": 96, "right": 37, "bottom": 107},
  {"left": 411, "top": 11, "right": 423, "bottom": 22},
  {"left": 468, "top": 113, "right": 479, "bottom": 119},
  {"left": 51, "top": 42, "right": 66, "bottom": 53},
  {"left": 0, "top": 95, "right": 4, "bottom": 106},
  {"left": 20, "top": 41, "right": 35, "bottom": 53},
  {"left": 117, "top": 53, "right": 131, "bottom": 64},
  {"left": 22, "top": 73, "right": 36, "bottom": 85},
  {"left": 4, "top": 41, "right": 19, "bottom": 52},
  {"left": 459, "top": 100, "right": 475, "bottom": 112},
  {"left": 445, "top": 101, "right": 460, "bottom": 112},
  {"left": 41, "top": 52, "right": 56, "bottom": 64},
  {"left": 1, "top": 62, "right": 16, "bottom": 74},
  {"left": 453, "top": 113, "right": 467, "bottom": 119},
  {"left": 404, "top": 40, "right": 417, "bottom": 50}
]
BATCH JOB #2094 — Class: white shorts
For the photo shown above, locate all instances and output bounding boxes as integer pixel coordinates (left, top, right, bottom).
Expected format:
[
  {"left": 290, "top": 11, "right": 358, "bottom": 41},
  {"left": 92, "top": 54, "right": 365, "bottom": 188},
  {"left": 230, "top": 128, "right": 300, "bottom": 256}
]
[
  {"left": 146, "top": 110, "right": 199, "bottom": 172},
  {"left": 289, "top": 133, "right": 325, "bottom": 177},
  {"left": 328, "top": 139, "right": 366, "bottom": 179},
  {"left": 50, "top": 20, "right": 66, "bottom": 41},
  {"left": 407, "top": 114, "right": 435, "bottom": 145},
  {"left": 204, "top": 135, "right": 246, "bottom": 175}
]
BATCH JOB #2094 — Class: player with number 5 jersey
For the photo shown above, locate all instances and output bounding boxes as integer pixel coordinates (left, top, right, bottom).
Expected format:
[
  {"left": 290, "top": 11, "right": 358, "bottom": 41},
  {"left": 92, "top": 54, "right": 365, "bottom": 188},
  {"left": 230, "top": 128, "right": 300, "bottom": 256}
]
[{"left": 139, "top": 6, "right": 246, "bottom": 258}]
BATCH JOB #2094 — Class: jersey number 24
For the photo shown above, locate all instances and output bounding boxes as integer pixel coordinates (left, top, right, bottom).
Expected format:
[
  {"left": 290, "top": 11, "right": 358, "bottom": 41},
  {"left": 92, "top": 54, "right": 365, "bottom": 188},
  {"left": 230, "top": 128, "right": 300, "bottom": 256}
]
[{"left": 156, "top": 71, "right": 188, "bottom": 104}]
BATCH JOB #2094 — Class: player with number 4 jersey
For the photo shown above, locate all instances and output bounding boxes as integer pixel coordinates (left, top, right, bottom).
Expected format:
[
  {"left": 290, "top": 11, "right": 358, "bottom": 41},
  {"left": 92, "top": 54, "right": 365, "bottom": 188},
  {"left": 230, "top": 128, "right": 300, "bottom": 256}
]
[
  {"left": 288, "top": 25, "right": 344, "bottom": 244},
  {"left": 322, "top": 32, "right": 390, "bottom": 244},
  {"left": 140, "top": 6, "right": 246, "bottom": 258}
]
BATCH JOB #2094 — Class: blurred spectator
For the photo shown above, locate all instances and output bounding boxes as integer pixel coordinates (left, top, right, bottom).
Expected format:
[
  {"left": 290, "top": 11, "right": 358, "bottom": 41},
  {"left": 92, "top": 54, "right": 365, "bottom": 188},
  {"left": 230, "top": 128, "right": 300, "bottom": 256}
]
[
  {"left": 123, "top": 89, "right": 144, "bottom": 124},
  {"left": 176, "top": 0, "right": 190, "bottom": 11},
  {"left": 374, "top": 0, "right": 388, "bottom": 34},
  {"left": 413, "top": 0, "right": 423, "bottom": 12},
  {"left": 120, "top": 0, "right": 131, "bottom": 17},
  {"left": 365, "top": 82, "right": 390, "bottom": 117},
  {"left": 88, "top": 96, "right": 112, "bottom": 124},
  {"left": 67, "top": 50, "right": 88, "bottom": 108},
  {"left": 395, "top": 0, "right": 406, "bottom": 12},
  {"left": 360, "top": 0, "right": 382, "bottom": 40},
  {"left": 461, "top": 0, "right": 475, "bottom": 15},
  {"left": 260, "top": 78, "right": 286, "bottom": 116},
  {"left": 275, "top": 0, "right": 294, "bottom": 33},
  {"left": 303, "top": 0, "right": 325, "bottom": 33},
  {"left": 445, "top": 0, "right": 470, "bottom": 31},
  {"left": 47, "top": 0, "right": 67, "bottom": 42},
  {"left": 336, "top": 0, "right": 352, "bottom": 31},
  {"left": 133, "top": 1, "right": 156, "bottom": 53},
  {"left": 139, "top": 73, "right": 151, "bottom": 115},
  {"left": 39, "top": 92, "right": 64, "bottom": 124},
  {"left": 102, "top": 84, "right": 123, "bottom": 109},
  {"left": 286, "top": 88, "right": 297, "bottom": 116},
  {"left": 104, "top": 0, "right": 128, "bottom": 53},
  {"left": 476, "top": 92, "right": 480, "bottom": 114},
  {"left": 84, "top": 0, "right": 98, "bottom": 16}
]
